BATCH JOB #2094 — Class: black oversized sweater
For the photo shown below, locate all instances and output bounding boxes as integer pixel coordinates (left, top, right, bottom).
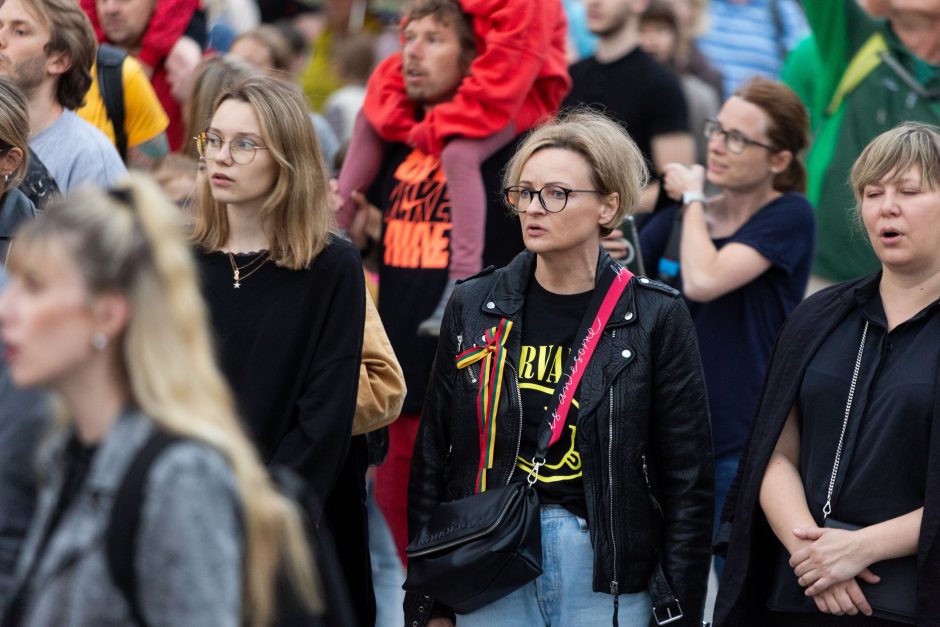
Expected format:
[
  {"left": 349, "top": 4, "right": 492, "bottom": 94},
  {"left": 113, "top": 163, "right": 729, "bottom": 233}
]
[{"left": 196, "top": 235, "right": 366, "bottom": 510}]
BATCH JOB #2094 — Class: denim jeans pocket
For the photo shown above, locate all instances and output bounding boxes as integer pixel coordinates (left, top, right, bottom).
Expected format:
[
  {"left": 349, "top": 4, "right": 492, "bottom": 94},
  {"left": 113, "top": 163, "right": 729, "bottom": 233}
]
[{"left": 576, "top": 515, "right": 589, "bottom": 533}]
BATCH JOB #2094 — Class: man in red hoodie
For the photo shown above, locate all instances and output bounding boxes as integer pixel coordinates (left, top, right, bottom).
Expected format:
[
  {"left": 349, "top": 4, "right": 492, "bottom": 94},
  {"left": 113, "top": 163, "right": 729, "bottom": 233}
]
[{"left": 82, "top": 0, "right": 200, "bottom": 150}]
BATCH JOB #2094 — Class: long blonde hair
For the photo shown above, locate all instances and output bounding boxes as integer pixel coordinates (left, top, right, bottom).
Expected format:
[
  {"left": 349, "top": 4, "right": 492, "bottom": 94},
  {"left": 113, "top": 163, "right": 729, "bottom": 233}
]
[
  {"left": 8, "top": 174, "right": 320, "bottom": 626},
  {"left": 192, "top": 75, "right": 334, "bottom": 269}
]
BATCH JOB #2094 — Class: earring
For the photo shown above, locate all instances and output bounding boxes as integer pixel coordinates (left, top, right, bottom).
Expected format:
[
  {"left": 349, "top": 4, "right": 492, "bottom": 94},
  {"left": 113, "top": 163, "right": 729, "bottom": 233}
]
[
  {"left": 3, "top": 172, "right": 9, "bottom": 183},
  {"left": 91, "top": 331, "right": 108, "bottom": 351}
]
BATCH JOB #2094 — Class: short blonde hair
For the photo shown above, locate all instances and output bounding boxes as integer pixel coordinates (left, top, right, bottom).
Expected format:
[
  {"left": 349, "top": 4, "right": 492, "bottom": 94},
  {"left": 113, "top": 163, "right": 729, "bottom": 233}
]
[
  {"left": 850, "top": 122, "right": 940, "bottom": 205},
  {"left": 503, "top": 110, "right": 649, "bottom": 235}
]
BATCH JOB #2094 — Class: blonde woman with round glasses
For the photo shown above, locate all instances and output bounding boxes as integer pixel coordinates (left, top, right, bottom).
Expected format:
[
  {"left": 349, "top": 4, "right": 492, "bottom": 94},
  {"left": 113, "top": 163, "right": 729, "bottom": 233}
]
[{"left": 0, "top": 175, "right": 318, "bottom": 626}]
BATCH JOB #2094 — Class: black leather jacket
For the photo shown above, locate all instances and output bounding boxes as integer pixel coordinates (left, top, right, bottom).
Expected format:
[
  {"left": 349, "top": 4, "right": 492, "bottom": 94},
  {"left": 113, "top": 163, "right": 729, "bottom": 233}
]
[{"left": 405, "top": 250, "right": 714, "bottom": 626}]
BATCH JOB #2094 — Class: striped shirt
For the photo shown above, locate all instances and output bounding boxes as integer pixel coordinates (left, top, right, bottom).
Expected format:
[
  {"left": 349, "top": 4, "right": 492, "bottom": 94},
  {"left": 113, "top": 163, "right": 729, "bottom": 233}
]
[{"left": 697, "top": 0, "right": 808, "bottom": 98}]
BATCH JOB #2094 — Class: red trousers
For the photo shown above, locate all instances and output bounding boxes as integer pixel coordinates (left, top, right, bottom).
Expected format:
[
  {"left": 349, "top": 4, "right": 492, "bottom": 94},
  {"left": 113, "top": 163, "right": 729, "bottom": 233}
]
[{"left": 374, "top": 412, "right": 420, "bottom": 565}]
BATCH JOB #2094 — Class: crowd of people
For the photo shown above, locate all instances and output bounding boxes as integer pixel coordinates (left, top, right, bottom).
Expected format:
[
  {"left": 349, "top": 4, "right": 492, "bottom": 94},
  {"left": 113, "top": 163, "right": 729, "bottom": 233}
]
[{"left": 0, "top": 0, "right": 937, "bottom": 625}]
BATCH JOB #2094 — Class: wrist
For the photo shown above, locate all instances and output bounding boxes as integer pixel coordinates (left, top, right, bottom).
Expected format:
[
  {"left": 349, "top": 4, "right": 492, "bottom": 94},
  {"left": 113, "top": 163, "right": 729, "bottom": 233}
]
[
  {"left": 854, "top": 526, "right": 880, "bottom": 565},
  {"left": 681, "top": 190, "right": 707, "bottom": 207}
]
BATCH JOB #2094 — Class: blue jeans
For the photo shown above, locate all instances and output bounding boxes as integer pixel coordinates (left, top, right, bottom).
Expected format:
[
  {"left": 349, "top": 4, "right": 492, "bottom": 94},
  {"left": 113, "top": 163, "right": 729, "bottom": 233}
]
[
  {"left": 367, "top": 482, "right": 405, "bottom": 627},
  {"left": 458, "top": 506, "right": 652, "bottom": 627}
]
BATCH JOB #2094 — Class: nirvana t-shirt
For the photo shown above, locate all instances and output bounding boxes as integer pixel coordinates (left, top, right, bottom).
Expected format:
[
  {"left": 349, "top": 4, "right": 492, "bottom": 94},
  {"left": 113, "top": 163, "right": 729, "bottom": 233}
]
[
  {"left": 516, "top": 279, "right": 592, "bottom": 519},
  {"left": 369, "top": 142, "right": 524, "bottom": 415}
]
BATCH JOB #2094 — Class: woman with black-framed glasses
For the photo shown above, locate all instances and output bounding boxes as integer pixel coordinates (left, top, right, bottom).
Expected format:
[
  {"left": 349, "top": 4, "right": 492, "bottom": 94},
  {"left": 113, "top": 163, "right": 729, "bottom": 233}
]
[
  {"left": 405, "top": 110, "right": 713, "bottom": 627},
  {"left": 639, "top": 77, "right": 815, "bottom": 576}
]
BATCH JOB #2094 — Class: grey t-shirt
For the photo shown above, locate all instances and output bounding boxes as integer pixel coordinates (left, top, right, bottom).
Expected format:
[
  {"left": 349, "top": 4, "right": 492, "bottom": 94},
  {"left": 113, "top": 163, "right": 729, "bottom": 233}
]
[{"left": 29, "top": 109, "right": 127, "bottom": 193}]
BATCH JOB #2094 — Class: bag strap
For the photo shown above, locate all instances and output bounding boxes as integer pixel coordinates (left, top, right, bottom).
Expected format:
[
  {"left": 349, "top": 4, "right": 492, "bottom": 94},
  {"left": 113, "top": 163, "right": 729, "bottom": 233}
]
[
  {"left": 822, "top": 320, "right": 869, "bottom": 521},
  {"left": 656, "top": 211, "right": 683, "bottom": 288},
  {"left": 106, "top": 429, "right": 181, "bottom": 627},
  {"left": 96, "top": 44, "right": 128, "bottom": 162},
  {"left": 531, "top": 261, "right": 633, "bottom": 474}
]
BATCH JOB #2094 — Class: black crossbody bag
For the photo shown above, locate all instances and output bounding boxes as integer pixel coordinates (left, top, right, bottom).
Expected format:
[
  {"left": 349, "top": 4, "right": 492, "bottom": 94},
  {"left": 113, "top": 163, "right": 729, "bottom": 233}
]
[
  {"left": 821, "top": 321, "right": 917, "bottom": 624},
  {"left": 403, "top": 263, "right": 632, "bottom": 614}
]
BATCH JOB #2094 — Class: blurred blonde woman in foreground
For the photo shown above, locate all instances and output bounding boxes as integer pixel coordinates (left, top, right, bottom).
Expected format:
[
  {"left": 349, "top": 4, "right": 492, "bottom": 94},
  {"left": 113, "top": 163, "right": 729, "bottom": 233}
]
[{"left": 0, "top": 175, "right": 318, "bottom": 627}]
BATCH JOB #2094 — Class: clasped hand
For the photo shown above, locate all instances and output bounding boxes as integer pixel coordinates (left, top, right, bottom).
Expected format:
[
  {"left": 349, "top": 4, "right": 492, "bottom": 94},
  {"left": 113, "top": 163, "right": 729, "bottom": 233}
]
[{"left": 789, "top": 526, "right": 881, "bottom": 616}]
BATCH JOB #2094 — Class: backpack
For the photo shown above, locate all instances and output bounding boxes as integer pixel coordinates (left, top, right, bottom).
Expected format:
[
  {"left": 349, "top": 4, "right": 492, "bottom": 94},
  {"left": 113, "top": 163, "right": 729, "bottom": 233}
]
[
  {"left": 96, "top": 44, "right": 128, "bottom": 163},
  {"left": 105, "top": 430, "right": 353, "bottom": 627}
]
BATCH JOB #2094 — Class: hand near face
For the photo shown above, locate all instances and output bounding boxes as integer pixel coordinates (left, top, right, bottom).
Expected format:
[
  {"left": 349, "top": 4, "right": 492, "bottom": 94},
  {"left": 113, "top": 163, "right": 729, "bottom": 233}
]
[
  {"left": 166, "top": 36, "right": 203, "bottom": 103},
  {"left": 789, "top": 526, "right": 880, "bottom": 596},
  {"left": 662, "top": 162, "right": 705, "bottom": 202},
  {"left": 601, "top": 228, "right": 628, "bottom": 260},
  {"left": 347, "top": 190, "right": 380, "bottom": 249}
]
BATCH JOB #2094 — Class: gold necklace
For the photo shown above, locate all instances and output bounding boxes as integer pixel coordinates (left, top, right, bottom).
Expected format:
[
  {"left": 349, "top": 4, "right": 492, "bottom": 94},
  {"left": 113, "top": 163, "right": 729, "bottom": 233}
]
[{"left": 227, "top": 251, "right": 270, "bottom": 288}]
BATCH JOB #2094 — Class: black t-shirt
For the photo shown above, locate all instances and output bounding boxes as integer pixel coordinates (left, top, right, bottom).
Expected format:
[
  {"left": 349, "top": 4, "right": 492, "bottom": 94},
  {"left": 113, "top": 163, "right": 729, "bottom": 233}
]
[
  {"left": 639, "top": 194, "right": 815, "bottom": 456},
  {"left": 369, "top": 142, "right": 524, "bottom": 415},
  {"left": 563, "top": 47, "right": 689, "bottom": 173},
  {"left": 515, "top": 278, "right": 592, "bottom": 519},
  {"left": 4, "top": 436, "right": 97, "bottom": 626},
  {"left": 767, "top": 282, "right": 938, "bottom": 614}
]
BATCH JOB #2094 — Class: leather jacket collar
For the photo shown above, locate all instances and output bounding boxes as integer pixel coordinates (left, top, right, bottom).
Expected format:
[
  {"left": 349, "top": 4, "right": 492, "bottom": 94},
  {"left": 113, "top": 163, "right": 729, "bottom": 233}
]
[{"left": 480, "top": 247, "right": 638, "bottom": 331}]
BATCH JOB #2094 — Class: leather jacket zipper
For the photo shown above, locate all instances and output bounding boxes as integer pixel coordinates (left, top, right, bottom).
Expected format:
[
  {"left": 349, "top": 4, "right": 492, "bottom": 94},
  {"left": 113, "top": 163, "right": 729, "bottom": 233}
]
[
  {"left": 504, "top": 365, "right": 524, "bottom": 485},
  {"left": 457, "top": 334, "right": 479, "bottom": 384},
  {"left": 608, "top": 385, "right": 619, "bottom": 599}
]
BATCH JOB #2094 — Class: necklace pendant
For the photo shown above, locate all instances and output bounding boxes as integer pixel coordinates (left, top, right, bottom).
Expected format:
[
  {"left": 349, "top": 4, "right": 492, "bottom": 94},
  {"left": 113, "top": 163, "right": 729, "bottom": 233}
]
[{"left": 234, "top": 281, "right": 241, "bottom": 289}]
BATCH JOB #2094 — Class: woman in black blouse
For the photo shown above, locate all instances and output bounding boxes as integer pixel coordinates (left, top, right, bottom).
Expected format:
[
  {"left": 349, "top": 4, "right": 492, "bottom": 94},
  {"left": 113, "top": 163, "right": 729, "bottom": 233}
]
[
  {"left": 191, "top": 74, "right": 368, "bottom": 623},
  {"left": 716, "top": 123, "right": 940, "bottom": 625}
]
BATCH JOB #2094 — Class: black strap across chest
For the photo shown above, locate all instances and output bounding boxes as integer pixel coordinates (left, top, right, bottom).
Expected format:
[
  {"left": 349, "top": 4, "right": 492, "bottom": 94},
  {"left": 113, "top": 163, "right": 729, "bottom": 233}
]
[{"left": 106, "top": 430, "right": 181, "bottom": 627}]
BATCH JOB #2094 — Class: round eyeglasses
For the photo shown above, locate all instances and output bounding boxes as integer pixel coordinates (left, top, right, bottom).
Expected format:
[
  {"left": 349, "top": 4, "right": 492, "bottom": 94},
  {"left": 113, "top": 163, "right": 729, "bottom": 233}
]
[
  {"left": 503, "top": 185, "right": 604, "bottom": 213},
  {"left": 703, "top": 119, "right": 776, "bottom": 155},
  {"left": 195, "top": 131, "right": 269, "bottom": 165}
]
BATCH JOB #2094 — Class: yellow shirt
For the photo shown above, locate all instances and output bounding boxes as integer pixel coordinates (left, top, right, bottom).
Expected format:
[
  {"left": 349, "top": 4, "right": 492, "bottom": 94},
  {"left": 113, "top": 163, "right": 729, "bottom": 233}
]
[
  {"left": 301, "top": 15, "right": 385, "bottom": 112},
  {"left": 78, "top": 54, "right": 169, "bottom": 148}
]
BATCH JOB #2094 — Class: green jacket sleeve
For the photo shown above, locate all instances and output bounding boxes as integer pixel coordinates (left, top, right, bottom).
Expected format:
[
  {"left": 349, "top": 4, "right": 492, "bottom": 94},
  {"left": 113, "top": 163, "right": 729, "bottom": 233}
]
[{"left": 802, "top": 0, "right": 879, "bottom": 106}]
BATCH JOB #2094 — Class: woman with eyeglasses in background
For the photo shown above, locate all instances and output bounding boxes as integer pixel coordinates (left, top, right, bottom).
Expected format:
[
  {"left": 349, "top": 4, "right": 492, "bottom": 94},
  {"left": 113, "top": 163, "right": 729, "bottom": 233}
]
[
  {"left": 192, "top": 74, "right": 369, "bottom": 625},
  {"left": 639, "top": 77, "right": 815, "bottom": 573}
]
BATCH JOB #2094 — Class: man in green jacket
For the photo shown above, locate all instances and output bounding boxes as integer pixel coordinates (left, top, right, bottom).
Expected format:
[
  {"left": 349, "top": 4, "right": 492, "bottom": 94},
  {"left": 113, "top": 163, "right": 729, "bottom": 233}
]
[{"left": 804, "top": 0, "right": 940, "bottom": 285}]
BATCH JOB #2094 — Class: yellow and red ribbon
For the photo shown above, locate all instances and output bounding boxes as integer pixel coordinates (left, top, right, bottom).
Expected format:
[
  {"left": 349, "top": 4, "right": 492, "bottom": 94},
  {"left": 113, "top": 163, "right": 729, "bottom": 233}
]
[{"left": 455, "top": 318, "right": 513, "bottom": 493}]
